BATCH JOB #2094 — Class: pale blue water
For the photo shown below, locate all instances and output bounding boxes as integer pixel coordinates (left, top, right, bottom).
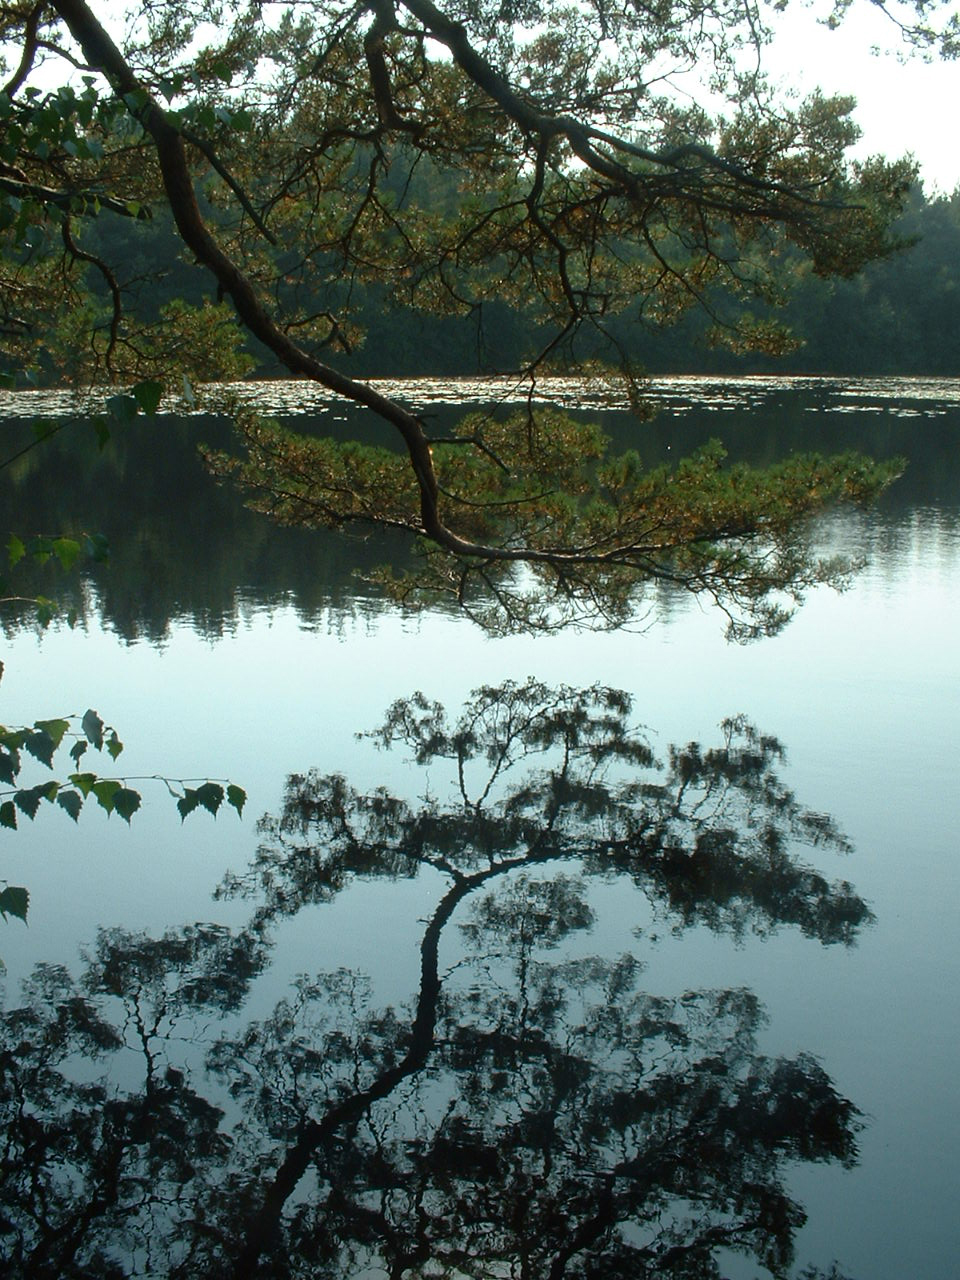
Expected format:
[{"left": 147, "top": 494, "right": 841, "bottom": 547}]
[{"left": 1, "top": 376, "right": 957, "bottom": 1278}]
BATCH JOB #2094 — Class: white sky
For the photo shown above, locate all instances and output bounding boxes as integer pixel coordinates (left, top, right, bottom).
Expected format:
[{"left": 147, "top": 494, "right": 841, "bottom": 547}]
[
  {"left": 763, "top": 4, "right": 960, "bottom": 193},
  {"left": 15, "top": 0, "right": 960, "bottom": 193}
]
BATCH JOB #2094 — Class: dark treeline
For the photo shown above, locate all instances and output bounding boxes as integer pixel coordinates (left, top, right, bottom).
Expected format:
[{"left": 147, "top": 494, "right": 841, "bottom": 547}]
[
  {"left": 348, "top": 183, "right": 960, "bottom": 378},
  {"left": 18, "top": 181, "right": 960, "bottom": 385}
]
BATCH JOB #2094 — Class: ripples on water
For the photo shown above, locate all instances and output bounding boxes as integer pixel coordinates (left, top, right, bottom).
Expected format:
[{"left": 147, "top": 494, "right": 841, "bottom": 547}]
[{"left": 4, "top": 373, "right": 960, "bottom": 421}]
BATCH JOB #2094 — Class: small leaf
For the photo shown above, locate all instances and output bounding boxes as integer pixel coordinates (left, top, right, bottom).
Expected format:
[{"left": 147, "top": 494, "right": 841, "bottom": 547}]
[
  {"left": 52, "top": 537, "right": 82, "bottom": 571},
  {"left": 23, "top": 729, "right": 55, "bottom": 768},
  {"left": 70, "top": 739, "right": 88, "bottom": 766},
  {"left": 7, "top": 534, "right": 25, "bottom": 566},
  {"left": 177, "top": 788, "right": 200, "bottom": 820},
  {"left": 15, "top": 784, "right": 54, "bottom": 819},
  {"left": 106, "top": 730, "right": 123, "bottom": 761},
  {"left": 195, "top": 782, "right": 224, "bottom": 816},
  {"left": 81, "top": 708, "right": 104, "bottom": 749},
  {"left": 227, "top": 784, "right": 246, "bottom": 817},
  {"left": 0, "top": 746, "right": 19, "bottom": 785},
  {"left": 25, "top": 534, "right": 52, "bottom": 564},
  {"left": 0, "top": 801, "right": 17, "bottom": 830},
  {"left": 113, "top": 787, "right": 141, "bottom": 823},
  {"left": 69, "top": 771, "right": 97, "bottom": 797},
  {"left": 35, "top": 718, "right": 70, "bottom": 750},
  {"left": 0, "top": 886, "right": 28, "bottom": 923},
  {"left": 106, "top": 392, "right": 138, "bottom": 424},
  {"left": 92, "top": 778, "right": 121, "bottom": 815},
  {"left": 57, "top": 789, "right": 83, "bottom": 821},
  {"left": 132, "top": 379, "right": 163, "bottom": 415}
]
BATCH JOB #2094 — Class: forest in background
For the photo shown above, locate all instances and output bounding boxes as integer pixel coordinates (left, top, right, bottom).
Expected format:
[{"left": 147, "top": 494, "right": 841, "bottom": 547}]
[{"left": 22, "top": 179, "right": 960, "bottom": 387}]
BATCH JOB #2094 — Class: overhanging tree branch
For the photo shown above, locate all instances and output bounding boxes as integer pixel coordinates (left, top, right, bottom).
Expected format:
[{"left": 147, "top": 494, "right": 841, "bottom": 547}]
[{"left": 24, "top": 0, "right": 913, "bottom": 636}]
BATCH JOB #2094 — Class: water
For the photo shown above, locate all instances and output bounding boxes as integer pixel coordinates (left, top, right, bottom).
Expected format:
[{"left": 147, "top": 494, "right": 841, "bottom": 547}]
[{"left": 1, "top": 376, "right": 958, "bottom": 1278}]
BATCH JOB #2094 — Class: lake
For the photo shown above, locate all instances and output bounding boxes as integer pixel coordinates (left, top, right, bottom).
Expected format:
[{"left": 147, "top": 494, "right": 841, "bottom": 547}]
[{"left": 1, "top": 375, "right": 958, "bottom": 1278}]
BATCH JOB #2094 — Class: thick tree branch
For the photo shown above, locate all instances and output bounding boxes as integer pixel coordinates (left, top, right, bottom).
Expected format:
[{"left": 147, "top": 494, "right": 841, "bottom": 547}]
[
  {"left": 2, "top": 0, "right": 43, "bottom": 98},
  {"left": 50, "top": 0, "right": 448, "bottom": 543}
]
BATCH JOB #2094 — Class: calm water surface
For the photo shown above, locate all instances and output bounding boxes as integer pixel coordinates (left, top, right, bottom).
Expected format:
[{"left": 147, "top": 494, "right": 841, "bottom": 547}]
[{"left": 1, "top": 376, "right": 958, "bottom": 1278}]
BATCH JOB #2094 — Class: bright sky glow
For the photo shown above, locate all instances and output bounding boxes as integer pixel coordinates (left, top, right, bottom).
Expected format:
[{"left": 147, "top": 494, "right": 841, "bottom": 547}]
[
  {"left": 7, "top": 0, "right": 958, "bottom": 191},
  {"left": 764, "top": 4, "right": 960, "bottom": 193}
]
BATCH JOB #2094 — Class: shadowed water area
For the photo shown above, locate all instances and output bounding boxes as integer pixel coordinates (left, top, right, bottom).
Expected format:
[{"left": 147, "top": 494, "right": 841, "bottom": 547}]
[{"left": 1, "top": 376, "right": 958, "bottom": 1278}]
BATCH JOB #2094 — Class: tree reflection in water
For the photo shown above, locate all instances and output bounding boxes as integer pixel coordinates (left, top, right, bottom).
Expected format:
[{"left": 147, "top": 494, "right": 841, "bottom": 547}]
[{"left": 1, "top": 682, "right": 867, "bottom": 1278}]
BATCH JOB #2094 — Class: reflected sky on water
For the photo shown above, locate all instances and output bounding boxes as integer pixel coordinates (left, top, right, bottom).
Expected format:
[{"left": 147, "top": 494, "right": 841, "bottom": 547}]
[{"left": 1, "top": 377, "right": 958, "bottom": 1279}]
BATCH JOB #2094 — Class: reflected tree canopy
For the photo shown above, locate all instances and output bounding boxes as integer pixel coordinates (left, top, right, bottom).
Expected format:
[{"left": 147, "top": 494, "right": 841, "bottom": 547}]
[{"left": 1, "top": 682, "right": 867, "bottom": 1278}]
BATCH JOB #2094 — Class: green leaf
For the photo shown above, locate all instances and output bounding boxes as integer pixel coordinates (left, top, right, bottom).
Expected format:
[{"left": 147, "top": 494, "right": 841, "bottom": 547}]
[
  {"left": 0, "top": 746, "right": 20, "bottom": 785},
  {"left": 122, "top": 89, "right": 149, "bottom": 113},
  {"left": 35, "top": 718, "right": 70, "bottom": 750},
  {"left": 81, "top": 708, "right": 104, "bottom": 749},
  {"left": 195, "top": 782, "right": 224, "bottom": 816},
  {"left": 113, "top": 787, "right": 141, "bottom": 823},
  {"left": 92, "top": 778, "right": 121, "bottom": 815},
  {"left": 106, "top": 729, "right": 123, "bottom": 761},
  {"left": 29, "top": 536, "right": 55, "bottom": 566},
  {"left": 69, "top": 771, "right": 97, "bottom": 797},
  {"left": 57, "top": 789, "right": 83, "bottom": 821},
  {"left": 227, "top": 784, "right": 246, "bottom": 817},
  {"left": 7, "top": 534, "right": 25, "bottom": 566},
  {"left": 23, "top": 729, "right": 55, "bottom": 768},
  {"left": 132, "top": 379, "right": 163, "bottom": 415},
  {"left": 15, "top": 783, "right": 56, "bottom": 819},
  {"left": 0, "top": 886, "right": 28, "bottom": 923},
  {"left": 0, "top": 801, "right": 17, "bottom": 830},
  {"left": 177, "top": 788, "right": 200, "bottom": 820},
  {"left": 105, "top": 393, "right": 138, "bottom": 424},
  {"left": 52, "top": 537, "right": 82, "bottom": 571}
]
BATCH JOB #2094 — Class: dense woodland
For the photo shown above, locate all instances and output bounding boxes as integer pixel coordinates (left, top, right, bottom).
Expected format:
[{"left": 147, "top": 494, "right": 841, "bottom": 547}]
[{"left": 25, "top": 180, "right": 960, "bottom": 384}]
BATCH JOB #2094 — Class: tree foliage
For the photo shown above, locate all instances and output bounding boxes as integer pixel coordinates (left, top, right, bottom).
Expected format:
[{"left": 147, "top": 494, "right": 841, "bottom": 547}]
[{"left": 0, "top": 0, "right": 950, "bottom": 631}]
